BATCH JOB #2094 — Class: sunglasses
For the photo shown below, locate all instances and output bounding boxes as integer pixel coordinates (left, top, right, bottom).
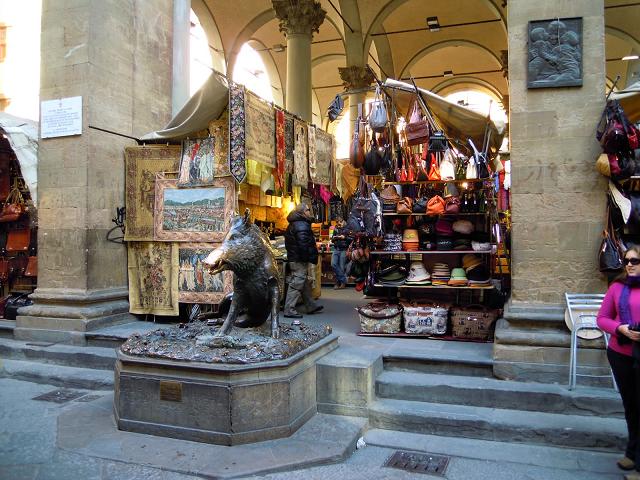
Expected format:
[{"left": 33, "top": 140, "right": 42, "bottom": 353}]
[{"left": 623, "top": 257, "right": 640, "bottom": 266}]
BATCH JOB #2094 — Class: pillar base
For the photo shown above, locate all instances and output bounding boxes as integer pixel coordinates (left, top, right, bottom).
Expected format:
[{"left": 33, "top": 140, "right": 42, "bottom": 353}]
[
  {"left": 493, "top": 300, "right": 611, "bottom": 387},
  {"left": 15, "top": 287, "right": 136, "bottom": 345}
]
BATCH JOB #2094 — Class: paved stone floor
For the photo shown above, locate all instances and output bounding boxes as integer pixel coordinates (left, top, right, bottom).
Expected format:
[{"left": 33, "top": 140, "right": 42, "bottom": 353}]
[{"left": 0, "top": 375, "right": 625, "bottom": 480}]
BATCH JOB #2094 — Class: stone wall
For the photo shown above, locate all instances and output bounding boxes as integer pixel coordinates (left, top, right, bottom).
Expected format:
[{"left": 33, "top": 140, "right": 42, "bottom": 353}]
[{"left": 509, "top": 0, "right": 607, "bottom": 307}]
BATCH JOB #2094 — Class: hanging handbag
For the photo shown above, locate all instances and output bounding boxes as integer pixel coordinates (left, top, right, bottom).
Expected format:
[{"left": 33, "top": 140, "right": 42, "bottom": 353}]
[
  {"left": 350, "top": 104, "right": 365, "bottom": 169},
  {"left": 599, "top": 203, "right": 624, "bottom": 272},
  {"left": 405, "top": 100, "right": 430, "bottom": 146},
  {"left": 468, "top": 139, "right": 491, "bottom": 179},
  {"left": 327, "top": 93, "right": 344, "bottom": 122},
  {"left": 363, "top": 136, "right": 383, "bottom": 175},
  {"left": 454, "top": 156, "right": 467, "bottom": 180},
  {"left": 428, "top": 131, "right": 447, "bottom": 152},
  {"left": 369, "top": 87, "right": 388, "bottom": 132},
  {"left": 439, "top": 149, "right": 456, "bottom": 181},
  {"left": 24, "top": 255, "right": 37, "bottom": 277},
  {"left": 466, "top": 155, "right": 478, "bottom": 180},
  {"left": 426, "top": 195, "right": 445, "bottom": 216},
  {"left": 6, "top": 228, "right": 30, "bottom": 252},
  {"left": 415, "top": 153, "right": 429, "bottom": 181},
  {"left": 0, "top": 185, "right": 26, "bottom": 223},
  {"left": 427, "top": 153, "right": 440, "bottom": 181}
]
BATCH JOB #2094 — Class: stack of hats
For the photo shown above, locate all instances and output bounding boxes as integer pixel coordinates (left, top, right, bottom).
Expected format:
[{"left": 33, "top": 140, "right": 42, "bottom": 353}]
[
  {"left": 452, "top": 219, "right": 474, "bottom": 235},
  {"left": 402, "top": 229, "right": 420, "bottom": 251},
  {"left": 383, "top": 233, "right": 402, "bottom": 251},
  {"left": 377, "top": 264, "right": 407, "bottom": 286},
  {"left": 453, "top": 238, "right": 472, "bottom": 250},
  {"left": 406, "top": 261, "right": 431, "bottom": 285},
  {"left": 380, "top": 185, "right": 401, "bottom": 212},
  {"left": 436, "top": 238, "right": 454, "bottom": 251},
  {"left": 448, "top": 267, "right": 468, "bottom": 286},
  {"left": 462, "top": 254, "right": 491, "bottom": 287},
  {"left": 471, "top": 240, "right": 492, "bottom": 252},
  {"left": 431, "top": 262, "right": 451, "bottom": 286}
]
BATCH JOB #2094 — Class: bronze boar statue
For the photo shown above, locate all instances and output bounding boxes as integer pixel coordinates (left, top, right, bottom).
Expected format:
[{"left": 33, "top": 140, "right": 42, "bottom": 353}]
[{"left": 204, "top": 209, "right": 281, "bottom": 338}]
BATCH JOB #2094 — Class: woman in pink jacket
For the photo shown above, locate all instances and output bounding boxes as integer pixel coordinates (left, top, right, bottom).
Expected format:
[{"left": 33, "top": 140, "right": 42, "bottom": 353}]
[{"left": 598, "top": 245, "right": 640, "bottom": 479}]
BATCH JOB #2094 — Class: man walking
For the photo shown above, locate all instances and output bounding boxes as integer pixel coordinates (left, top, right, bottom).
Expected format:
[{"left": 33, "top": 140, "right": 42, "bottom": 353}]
[
  {"left": 284, "top": 203, "right": 323, "bottom": 319},
  {"left": 331, "top": 217, "right": 350, "bottom": 289}
]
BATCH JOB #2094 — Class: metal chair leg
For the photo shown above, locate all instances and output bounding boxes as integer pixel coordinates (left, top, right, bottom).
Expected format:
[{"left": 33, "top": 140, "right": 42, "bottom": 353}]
[{"left": 569, "top": 327, "right": 578, "bottom": 390}]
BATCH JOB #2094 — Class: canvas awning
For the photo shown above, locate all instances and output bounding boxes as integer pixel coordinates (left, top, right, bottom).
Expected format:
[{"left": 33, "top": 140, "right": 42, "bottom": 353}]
[
  {"left": 609, "top": 80, "right": 640, "bottom": 123},
  {"left": 0, "top": 112, "right": 38, "bottom": 204},
  {"left": 382, "top": 78, "right": 505, "bottom": 154},
  {"left": 141, "top": 71, "right": 229, "bottom": 141}
]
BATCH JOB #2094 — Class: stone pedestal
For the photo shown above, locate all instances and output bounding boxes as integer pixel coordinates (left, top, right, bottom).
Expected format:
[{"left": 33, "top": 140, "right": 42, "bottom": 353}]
[
  {"left": 114, "top": 334, "right": 338, "bottom": 445},
  {"left": 18, "top": 0, "right": 173, "bottom": 343},
  {"left": 501, "top": 0, "right": 608, "bottom": 382}
]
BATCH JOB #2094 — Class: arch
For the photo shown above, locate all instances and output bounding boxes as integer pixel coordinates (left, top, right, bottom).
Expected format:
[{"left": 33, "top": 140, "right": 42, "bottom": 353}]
[
  {"left": 312, "top": 53, "right": 346, "bottom": 69},
  {"left": 431, "top": 76, "right": 504, "bottom": 102},
  {"left": 606, "top": 25, "right": 640, "bottom": 52},
  {"left": 363, "top": 0, "right": 507, "bottom": 62},
  {"left": 371, "top": 35, "right": 395, "bottom": 79},
  {"left": 337, "top": 0, "right": 366, "bottom": 66},
  {"left": 399, "top": 39, "right": 503, "bottom": 78},
  {"left": 191, "top": 0, "right": 226, "bottom": 74},
  {"left": 227, "top": 9, "right": 276, "bottom": 79},
  {"left": 247, "top": 39, "right": 284, "bottom": 107}
]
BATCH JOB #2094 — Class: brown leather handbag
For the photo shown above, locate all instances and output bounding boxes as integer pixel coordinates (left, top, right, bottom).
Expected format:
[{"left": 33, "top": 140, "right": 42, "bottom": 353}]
[
  {"left": 24, "top": 256, "right": 38, "bottom": 277},
  {"left": 0, "top": 185, "right": 26, "bottom": 223},
  {"left": 445, "top": 196, "right": 461, "bottom": 214},
  {"left": 350, "top": 104, "right": 365, "bottom": 169},
  {"left": 397, "top": 197, "right": 413, "bottom": 214},
  {"left": 6, "top": 229, "right": 30, "bottom": 252},
  {"left": 405, "top": 100, "right": 430, "bottom": 146},
  {"left": 426, "top": 195, "right": 445, "bottom": 216}
]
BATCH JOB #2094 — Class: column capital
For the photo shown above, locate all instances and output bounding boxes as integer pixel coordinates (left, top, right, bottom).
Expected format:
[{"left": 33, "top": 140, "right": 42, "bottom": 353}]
[
  {"left": 272, "top": 0, "right": 326, "bottom": 36},
  {"left": 338, "top": 66, "right": 375, "bottom": 91}
]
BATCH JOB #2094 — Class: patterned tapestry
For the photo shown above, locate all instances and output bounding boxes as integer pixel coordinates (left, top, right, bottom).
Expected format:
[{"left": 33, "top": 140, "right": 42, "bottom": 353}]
[
  {"left": 177, "top": 137, "right": 215, "bottom": 187},
  {"left": 284, "top": 112, "right": 294, "bottom": 174},
  {"left": 208, "top": 116, "right": 231, "bottom": 177},
  {"left": 307, "top": 125, "right": 317, "bottom": 184},
  {"left": 229, "top": 82, "right": 246, "bottom": 183},
  {"left": 178, "top": 243, "right": 232, "bottom": 304},
  {"left": 292, "top": 119, "right": 309, "bottom": 187},
  {"left": 274, "top": 108, "right": 285, "bottom": 191},
  {"left": 245, "top": 90, "right": 276, "bottom": 168},
  {"left": 313, "top": 128, "right": 334, "bottom": 186},
  {"left": 124, "top": 145, "right": 181, "bottom": 241},
  {"left": 127, "top": 241, "right": 179, "bottom": 315}
]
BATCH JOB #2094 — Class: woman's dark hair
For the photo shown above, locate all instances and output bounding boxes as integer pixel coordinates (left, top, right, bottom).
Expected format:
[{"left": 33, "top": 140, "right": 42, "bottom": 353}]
[{"left": 613, "top": 245, "right": 640, "bottom": 283}]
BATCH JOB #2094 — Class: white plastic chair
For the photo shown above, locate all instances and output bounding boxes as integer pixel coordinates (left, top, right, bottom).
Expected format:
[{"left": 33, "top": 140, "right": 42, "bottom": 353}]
[{"left": 565, "top": 293, "right": 617, "bottom": 391}]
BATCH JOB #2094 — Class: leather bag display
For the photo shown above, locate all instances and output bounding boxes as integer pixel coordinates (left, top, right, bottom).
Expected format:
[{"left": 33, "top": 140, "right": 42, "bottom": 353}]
[
  {"left": 368, "top": 87, "right": 388, "bottom": 132},
  {"left": 427, "top": 153, "right": 440, "bottom": 181},
  {"left": 350, "top": 104, "right": 365, "bottom": 169},
  {"left": 426, "top": 195, "right": 445, "bottom": 216},
  {"left": 24, "top": 256, "right": 37, "bottom": 277},
  {"left": 444, "top": 196, "right": 461, "bottom": 214},
  {"left": 397, "top": 197, "right": 413, "bottom": 214},
  {"left": 405, "top": 100, "right": 430, "bottom": 146},
  {"left": 6, "top": 229, "right": 30, "bottom": 252},
  {"left": 599, "top": 204, "right": 623, "bottom": 272},
  {"left": 0, "top": 185, "right": 26, "bottom": 223}
]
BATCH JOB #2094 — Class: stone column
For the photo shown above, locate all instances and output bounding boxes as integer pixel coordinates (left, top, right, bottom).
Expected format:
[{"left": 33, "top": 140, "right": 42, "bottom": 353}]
[
  {"left": 172, "top": 0, "right": 191, "bottom": 116},
  {"left": 493, "top": 0, "right": 608, "bottom": 382},
  {"left": 16, "top": 0, "right": 173, "bottom": 344},
  {"left": 272, "top": 0, "right": 326, "bottom": 122},
  {"left": 338, "top": 66, "right": 374, "bottom": 138}
]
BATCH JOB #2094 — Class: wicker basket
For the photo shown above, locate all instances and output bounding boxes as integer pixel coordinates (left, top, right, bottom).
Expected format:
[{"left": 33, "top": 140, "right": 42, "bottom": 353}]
[
  {"left": 450, "top": 305, "right": 498, "bottom": 340},
  {"left": 356, "top": 302, "right": 403, "bottom": 334},
  {"left": 402, "top": 302, "right": 449, "bottom": 335}
]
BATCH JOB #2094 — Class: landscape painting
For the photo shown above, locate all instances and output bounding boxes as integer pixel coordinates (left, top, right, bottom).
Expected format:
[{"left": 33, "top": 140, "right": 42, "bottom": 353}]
[{"left": 154, "top": 176, "right": 234, "bottom": 242}]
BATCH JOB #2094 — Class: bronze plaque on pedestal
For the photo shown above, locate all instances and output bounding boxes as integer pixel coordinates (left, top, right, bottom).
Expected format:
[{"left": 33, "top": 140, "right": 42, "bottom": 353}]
[{"left": 159, "top": 381, "right": 182, "bottom": 402}]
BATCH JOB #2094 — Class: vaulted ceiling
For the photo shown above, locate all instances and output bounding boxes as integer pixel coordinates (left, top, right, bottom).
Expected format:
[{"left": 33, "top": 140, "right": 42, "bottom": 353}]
[{"left": 193, "top": 0, "right": 639, "bottom": 126}]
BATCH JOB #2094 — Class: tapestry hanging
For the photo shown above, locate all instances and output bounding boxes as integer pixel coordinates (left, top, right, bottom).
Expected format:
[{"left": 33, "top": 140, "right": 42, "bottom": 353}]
[
  {"left": 127, "top": 241, "right": 179, "bottom": 315},
  {"left": 292, "top": 119, "right": 309, "bottom": 187},
  {"left": 177, "top": 137, "right": 215, "bottom": 187},
  {"left": 274, "top": 108, "right": 285, "bottom": 190},
  {"left": 245, "top": 90, "right": 276, "bottom": 168},
  {"left": 178, "top": 243, "right": 233, "bottom": 304},
  {"left": 208, "top": 116, "right": 231, "bottom": 177},
  {"left": 308, "top": 124, "right": 317, "bottom": 184},
  {"left": 154, "top": 176, "right": 234, "bottom": 243},
  {"left": 314, "top": 128, "right": 334, "bottom": 186},
  {"left": 229, "top": 82, "right": 246, "bottom": 183},
  {"left": 124, "top": 145, "right": 181, "bottom": 241},
  {"left": 284, "top": 112, "right": 295, "bottom": 174}
]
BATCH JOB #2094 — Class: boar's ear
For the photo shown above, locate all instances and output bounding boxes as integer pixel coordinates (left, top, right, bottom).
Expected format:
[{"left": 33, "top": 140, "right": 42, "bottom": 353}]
[{"left": 243, "top": 208, "right": 251, "bottom": 225}]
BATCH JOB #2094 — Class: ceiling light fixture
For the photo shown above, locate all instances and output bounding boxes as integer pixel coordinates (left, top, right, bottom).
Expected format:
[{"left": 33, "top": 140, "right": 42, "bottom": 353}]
[
  {"left": 622, "top": 55, "right": 639, "bottom": 61},
  {"left": 427, "top": 16, "right": 440, "bottom": 32},
  {"left": 443, "top": 70, "right": 454, "bottom": 77},
  {"left": 272, "top": 44, "right": 286, "bottom": 52}
]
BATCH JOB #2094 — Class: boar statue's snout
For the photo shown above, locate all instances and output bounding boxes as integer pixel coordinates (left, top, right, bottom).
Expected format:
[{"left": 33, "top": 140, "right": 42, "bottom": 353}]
[{"left": 204, "top": 247, "right": 227, "bottom": 275}]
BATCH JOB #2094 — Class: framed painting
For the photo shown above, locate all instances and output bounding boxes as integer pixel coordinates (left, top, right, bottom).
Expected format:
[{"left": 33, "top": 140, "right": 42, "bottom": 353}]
[
  {"left": 154, "top": 176, "right": 235, "bottom": 242},
  {"left": 178, "top": 243, "right": 233, "bottom": 304},
  {"left": 527, "top": 17, "right": 582, "bottom": 89},
  {"left": 177, "top": 137, "right": 216, "bottom": 187}
]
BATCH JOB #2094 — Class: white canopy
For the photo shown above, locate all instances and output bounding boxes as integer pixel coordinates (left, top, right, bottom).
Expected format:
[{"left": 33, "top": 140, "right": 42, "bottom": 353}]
[
  {"left": 0, "top": 112, "right": 38, "bottom": 204},
  {"left": 141, "top": 71, "right": 229, "bottom": 141},
  {"left": 382, "top": 78, "right": 505, "bottom": 153}
]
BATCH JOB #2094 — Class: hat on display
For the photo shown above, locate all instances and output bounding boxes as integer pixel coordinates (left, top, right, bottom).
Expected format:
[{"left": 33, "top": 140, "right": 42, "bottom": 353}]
[
  {"left": 467, "top": 264, "right": 490, "bottom": 281},
  {"left": 377, "top": 264, "right": 407, "bottom": 286},
  {"left": 431, "top": 262, "right": 451, "bottom": 285},
  {"left": 436, "top": 238, "right": 454, "bottom": 251},
  {"left": 406, "top": 261, "right": 431, "bottom": 284},
  {"left": 402, "top": 229, "right": 419, "bottom": 242},
  {"left": 452, "top": 219, "right": 474, "bottom": 235},
  {"left": 462, "top": 254, "right": 483, "bottom": 272},
  {"left": 448, "top": 267, "right": 468, "bottom": 286},
  {"left": 435, "top": 219, "right": 454, "bottom": 236},
  {"left": 453, "top": 238, "right": 472, "bottom": 250},
  {"left": 471, "top": 240, "right": 492, "bottom": 252}
]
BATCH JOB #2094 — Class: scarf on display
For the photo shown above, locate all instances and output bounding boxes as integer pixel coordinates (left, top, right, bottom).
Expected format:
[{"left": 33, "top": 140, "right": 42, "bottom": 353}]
[
  {"left": 229, "top": 82, "right": 246, "bottom": 183},
  {"left": 292, "top": 119, "right": 309, "bottom": 187},
  {"left": 619, "top": 275, "right": 640, "bottom": 327}
]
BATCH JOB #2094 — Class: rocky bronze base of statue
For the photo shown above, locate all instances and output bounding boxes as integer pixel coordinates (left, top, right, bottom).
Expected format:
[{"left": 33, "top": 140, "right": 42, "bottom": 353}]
[{"left": 120, "top": 320, "right": 331, "bottom": 364}]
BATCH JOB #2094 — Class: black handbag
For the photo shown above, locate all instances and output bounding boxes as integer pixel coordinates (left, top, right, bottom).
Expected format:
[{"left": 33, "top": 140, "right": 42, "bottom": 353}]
[
  {"left": 599, "top": 204, "right": 624, "bottom": 272},
  {"left": 412, "top": 197, "right": 428, "bottom": 213},
  {"left": 364, "top": 138, "right": 383, "bottom": 175},
  {"left": 4, "top": 292, "right": 32, "bottom": 320},
  {"left": 327, "top": 94, "right": 344, "bottom": 122}
]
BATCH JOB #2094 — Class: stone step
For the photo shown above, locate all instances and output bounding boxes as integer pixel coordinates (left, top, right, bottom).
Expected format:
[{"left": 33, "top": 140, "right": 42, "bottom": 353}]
[
  {"left": 0, "top": 358, "right": 114, "bottom": 390},
  {"left": 0, "top": 337, "right": 116, "bottom": 370},
  {"left": 376, "top": 370, "right": 623, "bottom": 418},
  {"left": 0, "top": 319, "right": 15, "bottom": 339},
  {"left": 85, "top": 320, "right": 162, "bottom": 348},
  {"left": 383, "top": 350, "right": 493, "bottom": 377},
  {"left": 369, "top": 397, "right": 627, "bottom": 452}
]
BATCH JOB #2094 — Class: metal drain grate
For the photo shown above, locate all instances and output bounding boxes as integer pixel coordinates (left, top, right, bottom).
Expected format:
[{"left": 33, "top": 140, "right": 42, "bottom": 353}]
[
  {"left": 384, "top": 450, "right": 450, "bottom": 476},
  {"left": 32, "top": 389, "right": 85, "bottom": 404}
]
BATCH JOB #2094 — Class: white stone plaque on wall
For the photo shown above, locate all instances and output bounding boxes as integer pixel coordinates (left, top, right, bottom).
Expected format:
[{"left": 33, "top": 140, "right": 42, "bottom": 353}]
[{"left": 40, "top": 96, "right": 83, "bottom": 138}]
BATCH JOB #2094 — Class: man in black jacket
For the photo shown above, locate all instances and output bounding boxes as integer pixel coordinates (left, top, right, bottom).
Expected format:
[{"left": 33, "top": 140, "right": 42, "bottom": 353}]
[{"left": 284, "top": 203, "right": 323, "bottom": 319}]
